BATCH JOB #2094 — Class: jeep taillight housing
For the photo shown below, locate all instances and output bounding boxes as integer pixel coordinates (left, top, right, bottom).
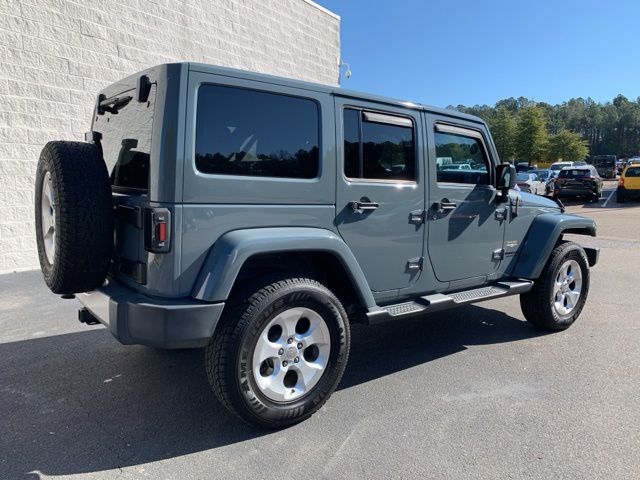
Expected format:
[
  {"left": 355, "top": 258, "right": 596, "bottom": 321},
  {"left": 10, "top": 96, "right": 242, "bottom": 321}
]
[{"left": 144, "top": 208, "right": 171, "bottom": 253}]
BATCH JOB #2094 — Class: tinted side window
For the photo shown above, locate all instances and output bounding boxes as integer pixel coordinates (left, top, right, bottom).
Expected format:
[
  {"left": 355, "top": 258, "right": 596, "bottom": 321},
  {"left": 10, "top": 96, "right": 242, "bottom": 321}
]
[
  {"left": 195, "top": 85, "right": 319, "bottom": 179},
  {"left": 343, "top": 108, "right": 415, "bottom": 181},
  {"left": 435, "top": 131, "right": 489, "bottom": 185},
  {"left": 344, "top": 108, "right": 360, "bottom": 178}
]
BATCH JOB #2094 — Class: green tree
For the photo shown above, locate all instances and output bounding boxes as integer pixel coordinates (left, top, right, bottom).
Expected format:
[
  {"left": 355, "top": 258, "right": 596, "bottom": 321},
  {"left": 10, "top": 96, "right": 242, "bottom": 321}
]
[
  {"left": 547, "top": 129, "right": 589, "bottom": 162},
  {"left": 516, "top": 105, "right": 548, "bottom": 162},
  {"left": 489, "top": 107, "right": 517, "bottom": 161}
]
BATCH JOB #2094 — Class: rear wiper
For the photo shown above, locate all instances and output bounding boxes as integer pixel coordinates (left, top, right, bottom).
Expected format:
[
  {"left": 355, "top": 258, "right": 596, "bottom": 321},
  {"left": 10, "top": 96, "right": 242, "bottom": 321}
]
[{"left": 97, "top": 94, "right": 133, "bottom": 115}]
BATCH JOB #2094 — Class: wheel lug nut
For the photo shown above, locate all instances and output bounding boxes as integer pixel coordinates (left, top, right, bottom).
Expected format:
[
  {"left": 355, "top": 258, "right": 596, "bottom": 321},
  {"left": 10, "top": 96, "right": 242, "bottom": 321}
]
[
  {"left": 294, "top": 357, "right": 299, "bottom": 363},
  {"left": 297, "top": 343, "right": 303, "bottom": 349},
  {"left": 287, "top": 338, "right": 293, "bottom": 344},
  {"left": 278, "top": 348, "right": 284, "bottom": 355},
  {"left": 282, "top": 360, "right": 288, "bottom": 367}
]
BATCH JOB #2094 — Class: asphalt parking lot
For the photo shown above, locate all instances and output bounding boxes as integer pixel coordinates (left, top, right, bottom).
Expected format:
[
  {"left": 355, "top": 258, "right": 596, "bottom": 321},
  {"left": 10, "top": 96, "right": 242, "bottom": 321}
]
[{"left": 1, "top": 180, "right": 638, "bottom": 480}]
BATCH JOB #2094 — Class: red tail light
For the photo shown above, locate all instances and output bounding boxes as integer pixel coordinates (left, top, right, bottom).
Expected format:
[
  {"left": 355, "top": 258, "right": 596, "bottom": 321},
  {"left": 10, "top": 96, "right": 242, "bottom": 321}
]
[
  {"left": 144, "top": 208, "right": 171, "bottom": 253},
  {"left": 158, "top": 221, "right": 167, "bottom": 243},
  {"left": 619, "top": 177, "right": 625, "bottom": 187}
]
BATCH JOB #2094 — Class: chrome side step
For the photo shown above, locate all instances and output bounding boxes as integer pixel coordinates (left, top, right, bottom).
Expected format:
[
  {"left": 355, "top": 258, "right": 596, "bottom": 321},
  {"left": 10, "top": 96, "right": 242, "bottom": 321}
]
[{"left": 366, "top": 279, "right": 533, "bottom": 325}]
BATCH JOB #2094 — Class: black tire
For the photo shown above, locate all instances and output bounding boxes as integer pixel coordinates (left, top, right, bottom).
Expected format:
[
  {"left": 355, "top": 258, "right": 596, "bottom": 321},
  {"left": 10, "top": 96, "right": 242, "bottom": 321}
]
[
  {"left": 206, "top": 277, "right": 350, "bottom": 428},
  {"left": 520, "top": 241, "right": 590, "bottom": 331},
  {"left": 617, "top": 191, "right": 626, "bottom": 203},
  {"left": 35, "top": 141, "right": 113, "bottom": 294}
]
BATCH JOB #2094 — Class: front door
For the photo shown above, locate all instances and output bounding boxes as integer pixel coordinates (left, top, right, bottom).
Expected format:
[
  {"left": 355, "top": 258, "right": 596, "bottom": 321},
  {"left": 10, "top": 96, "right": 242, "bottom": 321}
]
[
  {"left": 334, "top": 98, "right": 425, "bottom": 293},
  {"left": 425, "top": 119, "right": 505, "bottom": 282}
]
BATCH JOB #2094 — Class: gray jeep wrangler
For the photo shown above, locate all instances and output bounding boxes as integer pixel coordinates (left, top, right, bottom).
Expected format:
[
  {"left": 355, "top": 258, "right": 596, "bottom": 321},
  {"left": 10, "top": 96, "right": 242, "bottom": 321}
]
[{"left": 35, "top": 63, "right": 598, "bottom": 428}]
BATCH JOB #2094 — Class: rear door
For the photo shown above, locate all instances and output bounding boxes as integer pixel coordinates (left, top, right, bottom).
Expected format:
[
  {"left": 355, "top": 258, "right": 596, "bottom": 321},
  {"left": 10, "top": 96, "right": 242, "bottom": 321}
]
[
  {"left": 334, "top": 98, "right": 425, "bottom": 293},
  {"left": 424, "top": 118, "right": 505, "bottom": 282}
]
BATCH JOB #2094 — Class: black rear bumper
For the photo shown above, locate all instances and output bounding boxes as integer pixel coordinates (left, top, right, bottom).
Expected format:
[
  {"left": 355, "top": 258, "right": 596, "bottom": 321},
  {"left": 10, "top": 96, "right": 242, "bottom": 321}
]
[{"left": 77, "top": 279, "right": 225, "bottom": 349}]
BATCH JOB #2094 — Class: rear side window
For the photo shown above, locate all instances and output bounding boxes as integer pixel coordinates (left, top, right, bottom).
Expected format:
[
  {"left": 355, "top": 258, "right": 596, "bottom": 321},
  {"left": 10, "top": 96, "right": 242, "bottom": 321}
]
[
  {"left": 343, "top": 108, "right": 415, "bottom": 181},
  {"left": 93, "top": 84, "right": 156, "bottom": 192},
  {"left": 195, "top": 85, "right": 319, "bottom": 179}
]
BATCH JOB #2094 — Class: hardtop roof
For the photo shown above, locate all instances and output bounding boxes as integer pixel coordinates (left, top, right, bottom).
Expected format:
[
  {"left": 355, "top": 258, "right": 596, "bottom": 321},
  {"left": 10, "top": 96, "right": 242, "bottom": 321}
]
[{"left": 183, "top": 62, "right": 485, "bottom": 125}]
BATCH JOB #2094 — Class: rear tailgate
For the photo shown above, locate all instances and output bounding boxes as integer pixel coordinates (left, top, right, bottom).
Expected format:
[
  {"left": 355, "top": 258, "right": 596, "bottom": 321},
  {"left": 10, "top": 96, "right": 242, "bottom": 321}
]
[
  {"left": 91, "top": 79, "right": 157, "bottom": 289},
  {"left": 557, "top": 169, "right": 595, "bottom": 190}
]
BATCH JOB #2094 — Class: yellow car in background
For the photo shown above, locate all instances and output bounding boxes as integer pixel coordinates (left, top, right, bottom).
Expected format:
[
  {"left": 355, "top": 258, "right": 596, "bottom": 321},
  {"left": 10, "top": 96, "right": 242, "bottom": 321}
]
[{"left": 617, "top": 165, "right": 640, "bottom": 202}]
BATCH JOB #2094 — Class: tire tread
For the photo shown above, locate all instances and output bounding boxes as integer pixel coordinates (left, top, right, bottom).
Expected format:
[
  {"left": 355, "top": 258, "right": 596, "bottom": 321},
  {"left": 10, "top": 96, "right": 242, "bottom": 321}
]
[
  {"left": 206, "top": 277, "right": 349, "bottom": 428},
  {"left": 35, "top": 141, "right": 113, "bottom": 294}
]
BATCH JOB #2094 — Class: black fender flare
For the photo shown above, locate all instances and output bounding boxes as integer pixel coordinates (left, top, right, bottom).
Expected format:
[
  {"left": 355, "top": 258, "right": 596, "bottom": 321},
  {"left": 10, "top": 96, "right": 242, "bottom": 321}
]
[
  {"left": 191, "top": 227, "right": 376, "bottom": 308},
  {"left": 511, "top": 213, "right": 597, "bottom": 279}
]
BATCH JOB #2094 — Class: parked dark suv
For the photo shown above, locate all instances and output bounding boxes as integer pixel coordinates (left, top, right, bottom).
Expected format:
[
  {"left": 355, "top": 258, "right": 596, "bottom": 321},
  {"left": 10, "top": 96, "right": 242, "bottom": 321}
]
[
  {"left": 34, "top": 63, "right": 598, "bottom": 428},
  {"left": 553, "top": 165, "right": 603, "bottom": 202}
]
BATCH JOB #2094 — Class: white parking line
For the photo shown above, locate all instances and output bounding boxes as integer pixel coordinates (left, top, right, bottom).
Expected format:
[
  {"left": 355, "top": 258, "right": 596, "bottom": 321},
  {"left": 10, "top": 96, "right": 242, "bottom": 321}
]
[{"left": 602, "top": 189, "right": 616, "bottom": 207}]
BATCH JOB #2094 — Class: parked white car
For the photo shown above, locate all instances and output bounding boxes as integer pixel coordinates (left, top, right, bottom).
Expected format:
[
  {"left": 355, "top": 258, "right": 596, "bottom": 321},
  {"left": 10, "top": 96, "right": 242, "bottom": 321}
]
[{"left": 516, "top": 172, "right": 545, "bottom": 194}]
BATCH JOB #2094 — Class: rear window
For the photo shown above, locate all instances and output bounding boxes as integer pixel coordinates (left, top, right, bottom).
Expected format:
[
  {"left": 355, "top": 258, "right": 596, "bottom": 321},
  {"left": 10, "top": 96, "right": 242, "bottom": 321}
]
[
  {"left": 195, "top": 85, "right": 319, "bottom": 179},
  {"left": 626, "top": 167, "right": 640, "bottom": 177},
  {"left": 93, "top": 85, "right": 156, "bottom": 192},
  {"left": 559, "top": 169, "right": 591, "bottom": 178},
  {"left": 593, "top": 156, "right": 615, "bottom": 166}
]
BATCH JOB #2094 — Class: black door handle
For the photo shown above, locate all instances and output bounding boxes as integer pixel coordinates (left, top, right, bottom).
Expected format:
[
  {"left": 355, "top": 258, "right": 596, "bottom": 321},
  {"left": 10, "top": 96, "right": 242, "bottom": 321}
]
[
  {"left": 350, "top": 200, "right": 379, "bottom": 213},
  {"left": 433, "top": 201, "right": 456, "bottom": 212}
]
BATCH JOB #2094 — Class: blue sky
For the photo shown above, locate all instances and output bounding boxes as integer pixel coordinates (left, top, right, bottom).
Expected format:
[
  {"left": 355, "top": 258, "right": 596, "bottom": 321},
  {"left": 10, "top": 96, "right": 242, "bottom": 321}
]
[{"left": 317, "top": 0, "right": 640, "bottom": 108}]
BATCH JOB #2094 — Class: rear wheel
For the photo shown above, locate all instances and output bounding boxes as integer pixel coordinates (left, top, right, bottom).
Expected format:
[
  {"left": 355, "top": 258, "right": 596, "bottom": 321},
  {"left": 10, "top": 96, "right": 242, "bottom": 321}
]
[
  {"left": 520, "top": 241, "right": 590, "bottom": 331},
  {"left": 206, "top": 277, "right": 350, "bottom": 428},
  {"left": 617, "top": 191, "right": 626, "bottom": 203}
]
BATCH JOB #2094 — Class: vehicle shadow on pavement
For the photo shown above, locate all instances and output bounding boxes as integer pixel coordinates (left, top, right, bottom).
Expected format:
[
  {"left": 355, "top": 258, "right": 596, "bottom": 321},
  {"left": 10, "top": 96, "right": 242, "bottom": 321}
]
[
  {"left": 342, "top": 305, "right": 544, "bottom": 389},
  {"left": 0, "top": 305, "right": 544, "bottom": 478}
]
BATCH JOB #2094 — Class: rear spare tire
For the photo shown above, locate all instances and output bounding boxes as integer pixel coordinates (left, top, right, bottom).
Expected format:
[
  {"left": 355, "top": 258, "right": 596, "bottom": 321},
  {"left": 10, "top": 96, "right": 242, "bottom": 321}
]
[{"left": 35, "top": 141, "right": 113, "bottom": 294}]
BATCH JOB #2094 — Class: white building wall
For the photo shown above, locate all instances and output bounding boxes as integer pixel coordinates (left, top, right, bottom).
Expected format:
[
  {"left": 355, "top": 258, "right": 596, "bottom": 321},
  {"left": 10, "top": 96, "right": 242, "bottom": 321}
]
[{"left": 0, "top": 0, "right": 340, "bottom": 273}]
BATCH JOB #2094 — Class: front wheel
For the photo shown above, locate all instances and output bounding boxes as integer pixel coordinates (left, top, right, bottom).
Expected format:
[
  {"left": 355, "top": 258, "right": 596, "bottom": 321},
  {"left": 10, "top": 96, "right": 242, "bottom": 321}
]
[
  {"left": 520, "top": 241, "right": 590, "bottom": 331},
  {"left": 206, "top": 277, "right": 350, "bottom": 428}
]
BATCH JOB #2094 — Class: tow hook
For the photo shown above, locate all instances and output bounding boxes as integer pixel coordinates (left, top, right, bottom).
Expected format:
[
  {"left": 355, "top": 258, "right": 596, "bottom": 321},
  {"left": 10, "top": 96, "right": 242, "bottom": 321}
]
[{"left": 78, "top": 308, "right": 100, "bottom": 325}]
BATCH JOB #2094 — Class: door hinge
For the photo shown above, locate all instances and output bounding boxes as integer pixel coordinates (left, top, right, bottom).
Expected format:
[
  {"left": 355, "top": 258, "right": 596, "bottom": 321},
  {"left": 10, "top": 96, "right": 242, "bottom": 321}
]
[
  {"left": 409, "top": 209, "right": 426, "bottom": 224},
  {"left": 407, "top": 257, "right": 423, "bottom": 271},
  {"left": 492, "top": 248, "right": 505, "bottom": 260}
]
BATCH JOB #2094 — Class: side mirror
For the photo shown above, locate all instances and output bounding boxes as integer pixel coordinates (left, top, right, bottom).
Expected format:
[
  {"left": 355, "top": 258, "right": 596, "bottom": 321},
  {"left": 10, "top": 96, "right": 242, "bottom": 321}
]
[{"left": 496, "top": 163, "right": 516, "bottom": 202}]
